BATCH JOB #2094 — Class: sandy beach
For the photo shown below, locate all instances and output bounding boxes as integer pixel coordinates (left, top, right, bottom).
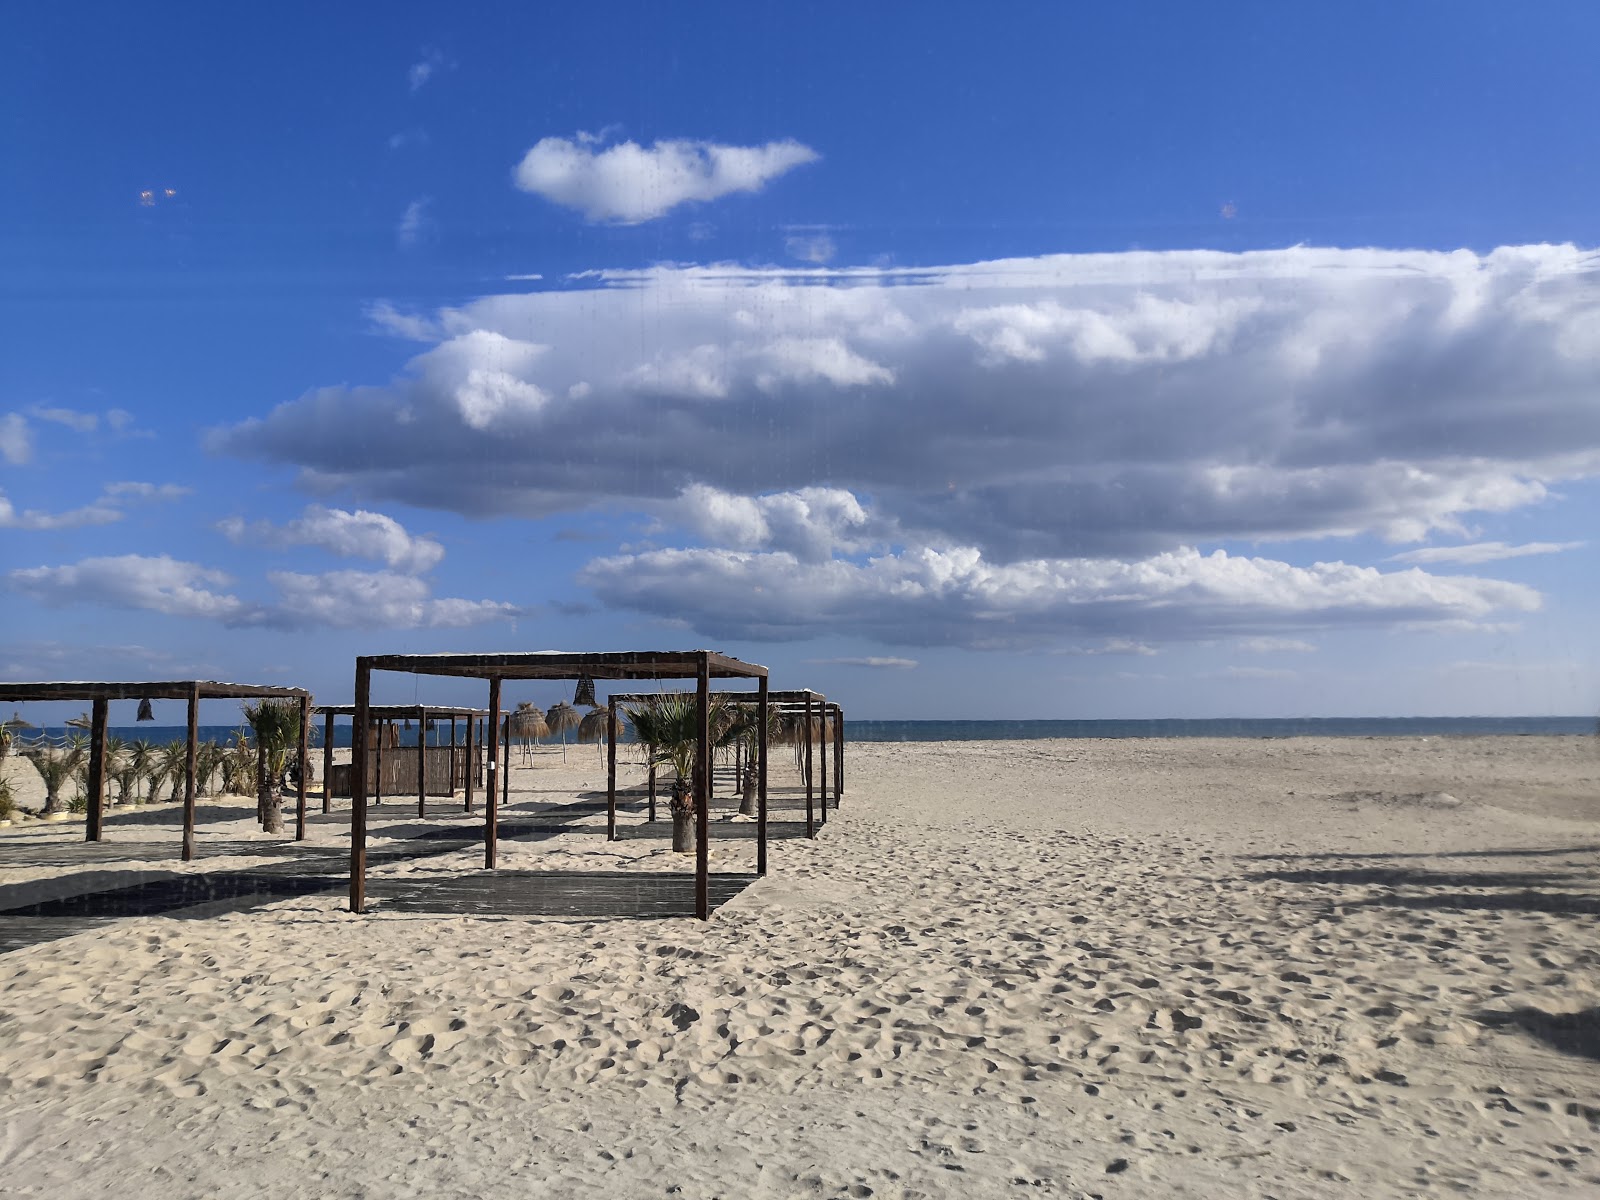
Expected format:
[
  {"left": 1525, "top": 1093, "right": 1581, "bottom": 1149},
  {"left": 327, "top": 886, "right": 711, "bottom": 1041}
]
[{"left": 0, "top": 735, "right": 1597, "bottom": 1198}]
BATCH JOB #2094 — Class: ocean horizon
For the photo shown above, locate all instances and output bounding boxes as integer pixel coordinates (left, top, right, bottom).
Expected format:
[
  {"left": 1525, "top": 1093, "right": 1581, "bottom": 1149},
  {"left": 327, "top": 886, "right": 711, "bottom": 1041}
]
[{"left": 16, "top": 714, "right": 1596, "bottom": 748}]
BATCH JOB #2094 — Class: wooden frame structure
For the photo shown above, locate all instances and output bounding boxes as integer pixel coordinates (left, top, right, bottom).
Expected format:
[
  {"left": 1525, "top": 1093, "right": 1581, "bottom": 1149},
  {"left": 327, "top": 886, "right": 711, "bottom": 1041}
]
[
  {"left": 348, "top": 651, "right": 768, "bottom": 919},
  {"left": 313, "top": 705, "right": 487, "bottom": 817},
  {"left": 0, "top": 680, "right": 312, "bottom": 861}
]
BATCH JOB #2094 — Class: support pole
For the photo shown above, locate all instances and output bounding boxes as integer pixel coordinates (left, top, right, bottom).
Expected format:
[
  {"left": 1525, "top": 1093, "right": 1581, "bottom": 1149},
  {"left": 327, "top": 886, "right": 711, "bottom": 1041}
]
[
  {"left": 350, "top": 660, "right": 370, "bottom": 913},
  {"left": 374, "top": 718, "right": 384, "bottom": 806},
  {"left": 417, "top": 706, "right": 428, "bottom": 818},
  {"left": 85, "top": 698, "right": 108, "bottom": 843},
  {"left": 295, "top": 694, "right": 309, "bottom": 841},
  {"left": 321, "top": 708, "right": 334, "bottom": 814},
  {"left": 804, "top": 693, "right": 815, "bottom": 838},
  {"left": 464, "top": 715, "right": 476, "bottom": 812},
  {"left": 181, "top": 688, "right": 198, "bottom": 860},
  {"left": 648, "top": 764, "right": 657, "bottom": 823},
  {"left": 818, "top": 693, "right": 829, "bottom": 824},
  {"left": 606, "top": 697, "right": 617, "bottom": 841},
  {"left": 757, "top": 675, "right": 769, "bottom": 876},
  {"left": 449, "top": 715, "right": 458, "bottom": 796},
  {"left": 834, "top": 705, "right": 844, "bottom": 800},
  {"left": 695, "top": 654, "right": 710, "bottom": 920},
  {"left": 485, "top": 679, "right": 501, "bottom": 869}
]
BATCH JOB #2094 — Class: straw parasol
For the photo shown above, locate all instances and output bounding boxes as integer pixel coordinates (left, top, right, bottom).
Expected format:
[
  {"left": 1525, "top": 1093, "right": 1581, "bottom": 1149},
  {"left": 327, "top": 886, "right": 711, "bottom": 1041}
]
[
  {"left": 508, "top": 702, "right": 549, "bottom": 764},
  {"left": 577, "top": 706, "right": 611, "bottom": 764},
  {"left": 544, "top": 701, "right": 581, "bottom": 761}
]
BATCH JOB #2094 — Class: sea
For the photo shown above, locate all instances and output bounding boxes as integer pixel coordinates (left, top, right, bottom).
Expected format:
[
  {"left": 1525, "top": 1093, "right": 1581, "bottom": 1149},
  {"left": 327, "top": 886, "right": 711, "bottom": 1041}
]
[{"left": 19, "top": 715, "right": 1597, "bottom": 747}]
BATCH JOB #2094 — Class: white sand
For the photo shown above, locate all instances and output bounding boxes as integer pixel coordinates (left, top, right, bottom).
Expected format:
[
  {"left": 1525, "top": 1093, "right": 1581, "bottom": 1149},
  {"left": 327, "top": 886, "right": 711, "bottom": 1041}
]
[{"left": 0, "top": 736, "right": 1597, "bottom": 1198}]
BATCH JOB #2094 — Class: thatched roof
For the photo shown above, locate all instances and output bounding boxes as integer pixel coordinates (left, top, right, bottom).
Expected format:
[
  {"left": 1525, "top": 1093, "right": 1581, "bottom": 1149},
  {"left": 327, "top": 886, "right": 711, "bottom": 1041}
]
[
  {"left": 508, "top": 703, "right": 549, "bottom": 740},
  {"left": 576, "top": 708, "right": 611, "bottom": 743},
  {"left": 545, "top": 701, "right": 581, "bottom": 735}
]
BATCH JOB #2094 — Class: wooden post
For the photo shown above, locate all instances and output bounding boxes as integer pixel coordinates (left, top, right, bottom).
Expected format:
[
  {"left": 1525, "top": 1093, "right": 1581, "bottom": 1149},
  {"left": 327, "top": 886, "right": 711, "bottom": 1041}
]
[
  {"left": 321, "top": 708, "right": 334, "bottom": 814},
  {"left": 695, "top": 654, "right": 710, "bottom": 920},
  {"left": 350, "top": 660, "right": 370, "bottom": 913},
  {"left": 485, "top": 680, "right": 501, "bottom": 869},
  {"left": 464, "top": 715, "right": 476, "bottom": 812},
  {"left": 181, "top": 688, "right": 198, "bottom": 859},
  {"left": 448, "top": 715, "right": 458, "bottom": 795},
  {"left": 648, "top": 765, "right": 657, "bottom": 823},
  {"left": 818, "top": 694, "right": 829, "bottom": 825},
  {"left": 757, "top": 676, "right": 768, "bottom": 876},
  {"left": 73, "top": 697, "right": 106, "bottom": 841},
  {"left": 502, "top": 714, "right": 510, "bottom": 808},
  {"left": 834, "top": 705, "right": 844, "bottom": 800},
  {"left": 804, "top": 694, "right": 815, "bottom": 838},
  {"left": 374, "top": 718, "right": 384, "bottom": 806},
  {"left": 417, "top": 706, "right": 428, "bottom": 818},
  {"left": 606, "top": 697, "right": 617, "bottom": 841},
  {"left": 295, "top": 694, "right": 309, "bottom": 841}
]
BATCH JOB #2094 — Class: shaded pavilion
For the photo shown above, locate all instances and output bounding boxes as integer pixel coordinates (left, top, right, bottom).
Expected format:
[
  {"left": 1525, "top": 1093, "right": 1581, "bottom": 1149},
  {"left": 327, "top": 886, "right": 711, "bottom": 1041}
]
[
  {"left": 348, "top": 651, "right": 769, "bottom": 919},
  {"left": 0, "top": 680, "right": 312, "bottom": 861},
  {"left": 312, "top": 704, "right": 487, "bottom": 817},
  {"left": 604, "top": 689, "right": 845, "bottom": 862}
]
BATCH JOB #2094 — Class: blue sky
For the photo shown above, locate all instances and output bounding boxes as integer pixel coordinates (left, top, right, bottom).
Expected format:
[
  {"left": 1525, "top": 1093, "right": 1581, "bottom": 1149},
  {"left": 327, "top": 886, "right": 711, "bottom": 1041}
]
[{"left": 3, "top": 2, "right": 1599, "bottom": 722}]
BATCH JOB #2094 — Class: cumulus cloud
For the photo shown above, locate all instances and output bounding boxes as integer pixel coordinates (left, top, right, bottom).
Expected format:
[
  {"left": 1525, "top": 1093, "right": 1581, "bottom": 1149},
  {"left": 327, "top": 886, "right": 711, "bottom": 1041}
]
[
  {"left": 1386, "top": 540, "right": 1587, "bottom": 565},
  {"left": 265, "top": 570, "right": 518, "bottom": 629},
  {"left": 810, "top": 656, "right": 919, "bottom": 670},
  {"left": 579, "top": 543, "right": 1539, "bottom": 650},
  {"left": 7, "top": 555, "right": 248, "bottom": 621},
  {"left": 513, "top": 134, "right": 818, "bottom": 223},
  {"left": 220, "top": 505, "right": 445, "bottom": 573},
  {"left": 0, "top": 414, "right": 32, "bottom": 464},
  {"left": 211, "top": 244, "right": 1600, "bottom": 645},
  {"left": 5, "top": 554, "right": 517, "bottom": 631},
  {"left": 0, "top": 480, "right": 186, "bottom": 531}
]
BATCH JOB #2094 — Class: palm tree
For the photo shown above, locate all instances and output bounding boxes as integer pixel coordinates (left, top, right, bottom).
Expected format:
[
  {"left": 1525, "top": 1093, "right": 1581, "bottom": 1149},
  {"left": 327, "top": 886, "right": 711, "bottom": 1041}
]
[
  {"left": 195, "top": 740, "right": 223, "bottom": 796},
  {"left": 242, "top": 700, "right": 300, "bottom": 835},
  {"left": 156, "top": 741, "right": 187, "bottom": 802},
  {"left": 126, "top": 739, "right": 155, "bottom": 803},
  {"left": 220, "top": 728, "right": 253, "bottom": 795},
  {"left": 725, "top": 702, "right": 782, "bottom": 817},
  {"left": 623, "top": 694, "right": 737, "bottom": 853},
  {"left": 24, "top": 739, "right": 86, "bottom": 816}
]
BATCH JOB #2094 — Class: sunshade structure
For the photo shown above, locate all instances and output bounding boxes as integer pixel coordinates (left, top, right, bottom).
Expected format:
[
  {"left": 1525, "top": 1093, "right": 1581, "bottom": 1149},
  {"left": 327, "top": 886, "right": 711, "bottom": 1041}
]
[
  {"left": 348, "top": 651, "right": 769, "bottom": 918},
  {"left": 603, "top": 688, "right": 843, "bottom": 868},
  {"left": 313, "top": 705, "right": 487, "bottom": 818},
  {"left": 0, "top": 680, "right": 312, "bottom": 861}
]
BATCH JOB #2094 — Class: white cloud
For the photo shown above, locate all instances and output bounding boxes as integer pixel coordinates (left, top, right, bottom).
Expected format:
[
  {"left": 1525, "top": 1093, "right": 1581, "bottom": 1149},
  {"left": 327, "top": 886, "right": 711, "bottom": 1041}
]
[
  {"left": 266, "top": 569, "right": 518, "bottom": 629},
  {"left": 1386, "top": 540, "right": 1587, "bottom": 565},
  {"left": 1234, "top": 636, "right": 1317, "bottom": 654},
  {"left": 579, "top": 543, "right": 1539, "bottom": 650},
  {"left": 809, "top": 656, "right": 919, "bottom": 670},
  {"left": 671, "top": 484, "right": 890, "bottom": 562},
  {"left": 1054, "top": 639, "right": 1159, "bottom": 656},
  {"left": 0, "top": 480, "right": 185, "bottom": 531},
  {"left": 786, "top": 233, "right": 836, "bottom": 264},
  {"left": 397, "top": 198, "right": 431, "bottom": 249},
  {"left": 1219, "top": 666, "right": 1298, "bottom": 680},
  {"left": 29, "top": 406, "right": 98, "bottom": 432},
  {"left": 367, "top": 301, "right": 442, "bottom": 342},
  {"left": 7, "top": 555, "right": 248, "bottom": 621},
  {"left": 513, "top": 134, "right": 819, "bottom": 223},
  {"left": 408, "top": 49, "right": 448, "bottom": 92},
  {"left": 218, "top": 504, "right": 445, "bottom": 573},
  {"left": 0, "top": 414, "right": 32, "bottom": 464}
]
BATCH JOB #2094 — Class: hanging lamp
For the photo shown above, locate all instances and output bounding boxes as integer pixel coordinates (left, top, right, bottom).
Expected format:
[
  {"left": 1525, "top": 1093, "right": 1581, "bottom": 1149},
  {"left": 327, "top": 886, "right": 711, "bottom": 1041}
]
[
  {"left": 136, "top": 698, "right": 155, "bottom": 722},
  {"left": 573, "top": 676, "right": 597, "bottom": 707}
]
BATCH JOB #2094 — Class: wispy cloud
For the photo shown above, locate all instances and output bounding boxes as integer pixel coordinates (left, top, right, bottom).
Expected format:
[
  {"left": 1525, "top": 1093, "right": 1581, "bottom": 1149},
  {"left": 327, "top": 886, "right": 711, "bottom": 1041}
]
[
  {"left": 1387, "top": 540, "right": 1586, "bottom": 565},
  {"left": 397, "top": 198, "right": 431, "bottom": 249},
  {"left": 786, "top": 233, "right": 836, "bottom": 263},
  {"left": 29, "top": 406, "right": 99, "bottom": 433},
  {"left": 513, "top": 133, "right": 818, "bottom": 223},
  {"left": 1234, "top": 636, "right": 1317, "bottom": 654},
  {"left": 0, "top": 480, "right": 186, "bottom": 531},
  {"left": 0, "top": 414, "right": 31, "bottom": 464},
  {"left": 808, "top": 656, "right": 918, "bottom": 670},
  {"left": 408, "top": 48, "right": 449, "bottom": 92}
]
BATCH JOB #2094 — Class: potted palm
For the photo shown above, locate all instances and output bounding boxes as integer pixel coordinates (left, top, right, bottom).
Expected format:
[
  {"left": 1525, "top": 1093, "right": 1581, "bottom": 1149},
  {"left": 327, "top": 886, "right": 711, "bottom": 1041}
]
[
  {"left": 242, "top": 700, "right": 300, "bottom": 835},
  {"left": 623, "top": 694, "right": 736, "bottom": 853}
]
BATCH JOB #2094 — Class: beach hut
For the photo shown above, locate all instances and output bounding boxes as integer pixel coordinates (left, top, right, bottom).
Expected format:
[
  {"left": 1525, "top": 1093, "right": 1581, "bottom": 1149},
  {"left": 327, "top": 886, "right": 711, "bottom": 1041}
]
[{"left": 347, "top": 651, "right": 770, "bottom": 919}]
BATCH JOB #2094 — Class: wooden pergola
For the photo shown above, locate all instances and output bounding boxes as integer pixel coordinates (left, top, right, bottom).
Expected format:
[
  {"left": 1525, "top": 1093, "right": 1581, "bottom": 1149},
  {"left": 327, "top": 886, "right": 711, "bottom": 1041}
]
[
  {"left": 349, "top": 651, "right": 769, "bottom": 919},
  {"left": 604, "top": 689, "right": 844, "bottom": 861},
  {"left": 0, "top": 680, "right": 312, "bottom": 861},
  {"left": 312, "top": 705, "right": 487, "bottom": 817}
]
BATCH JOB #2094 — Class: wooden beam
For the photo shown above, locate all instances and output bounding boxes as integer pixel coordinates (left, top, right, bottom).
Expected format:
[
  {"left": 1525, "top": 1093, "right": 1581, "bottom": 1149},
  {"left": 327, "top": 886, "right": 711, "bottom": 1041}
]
[
  {"left": 350, "top": 660, "right": 370, "bottom": 913},
  {"left": 322, "top": 708, "right": 334, "bottom": 814},
  {"left": 85, "top": 698, "right": 107, "bottom": 843},
  {"left": 606, "top": 698, "right": 617, "bottom": 841},
  {"left": 757, "top": 674, "right": 768, "bottom": 877},
  {"left": 182, "top": 687, "right": 199, "bottom": 860},
  {"left": 695, "top": 653, "right": 710, "bottom": 920},
  {"left": 295, "top": 694, "right": 309, "bottom": 841},
  {"left": 485, "top": 679, "right": 501, "bottom": 869}
]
